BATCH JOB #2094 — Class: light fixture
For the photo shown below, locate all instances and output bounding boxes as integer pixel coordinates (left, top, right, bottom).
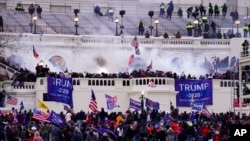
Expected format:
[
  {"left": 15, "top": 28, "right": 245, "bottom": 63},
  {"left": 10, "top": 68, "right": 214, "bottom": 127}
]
[
  {"left": 74, "top": 17, "right": 79, "bottom": 35},
  {"left": 114, "top": 17, "right": 119, "bottom": 36}
]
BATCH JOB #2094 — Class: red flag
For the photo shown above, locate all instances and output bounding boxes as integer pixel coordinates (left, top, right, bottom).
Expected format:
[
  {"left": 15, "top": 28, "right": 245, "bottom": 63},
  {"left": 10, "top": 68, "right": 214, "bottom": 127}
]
[
  {"left": 33, "top": 46, "right": 39, "bottom": 58},
  {"left": 128, "top": 54, "right": 134, "bottom": 65}
]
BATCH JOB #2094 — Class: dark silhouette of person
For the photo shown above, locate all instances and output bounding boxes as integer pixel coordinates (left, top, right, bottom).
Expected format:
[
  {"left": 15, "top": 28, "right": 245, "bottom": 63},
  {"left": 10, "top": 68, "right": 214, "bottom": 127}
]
[
  {"left": 0, "top": 16, "right": 3, "bottom": 32},
  {"left": 214, "top": 4, "right": 220, "bottom": 17},
  {"left": 138, "top": 20, "right": 145, "bottom": 36},
  {"left": 222, "top": 3, "right": 227, "bottom": 17},
  {"left": 217, "top": 31, "right": 222, "bottom": 39},
  {"left": 176, "top": 31, "right": 181, "bottom": 38},
  {"left": 145, "top": 31, "right": 150, "bottom": 38},
  {"left": 211, "top": 20, "right": 216, "bottom": 33},
  {"left": 208, "top": 3, "right": 213, "bottom": 16},
  {"left": 178, "top": 7, "right": 183, "bottom": 18},
  {"left": 0, "top": 90, "right": 5, "bottom": 107},
  {"left": 186, "top": 7, "right": 193, "bottom": 18},
  {"left": 163, "top": 32, "right": 169, "bottom": 38},
  {"left": 37, "top": 5, "right": 43, "bottom": 19},
  {"left": 94, "top": 5, "right": 102, "bottom": 16},
  {"left": 199, "top": 4, "right": 206, "bottom": 16},
  {"left": 242, "top": 40, "right": 249, "bottom": 57},
  {"left": 166, "top": 1, "right": 174, "bottom": 19},
  {"left": 230, "top": 10, "right": 239, "bottom": 23},
  {"left": 28, "top": 4, "right": 35, "bottom": 15}
]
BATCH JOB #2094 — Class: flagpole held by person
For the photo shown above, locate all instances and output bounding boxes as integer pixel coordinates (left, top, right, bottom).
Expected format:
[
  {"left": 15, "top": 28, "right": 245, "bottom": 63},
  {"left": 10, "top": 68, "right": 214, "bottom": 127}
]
[{"left": 141, "top": 79, "right": 156, "bottom": 111}]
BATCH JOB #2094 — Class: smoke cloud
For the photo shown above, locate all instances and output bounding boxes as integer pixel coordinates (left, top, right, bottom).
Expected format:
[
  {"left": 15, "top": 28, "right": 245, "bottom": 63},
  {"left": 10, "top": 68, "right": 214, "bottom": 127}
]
[{"left": 2, "top": 42, "right": 231, "bottom": 78}]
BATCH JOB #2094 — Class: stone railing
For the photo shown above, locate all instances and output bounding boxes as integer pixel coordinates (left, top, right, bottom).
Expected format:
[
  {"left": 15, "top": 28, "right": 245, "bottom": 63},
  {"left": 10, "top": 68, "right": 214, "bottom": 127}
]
[
  {"left": 1, "top": 0, "right": 248, "bottom": 16},
  {"left": 0, "top": 33, "right": 231, "bottom": 47},
  {"left": 0, "top": 77, "right": 235, "bottom": 93}
]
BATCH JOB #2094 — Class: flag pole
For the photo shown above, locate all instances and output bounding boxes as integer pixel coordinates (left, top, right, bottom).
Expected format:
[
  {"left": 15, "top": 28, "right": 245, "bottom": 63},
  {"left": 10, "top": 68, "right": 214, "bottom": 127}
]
[{"left": 190, "top": 95, "right": 194, "bottom": 113}]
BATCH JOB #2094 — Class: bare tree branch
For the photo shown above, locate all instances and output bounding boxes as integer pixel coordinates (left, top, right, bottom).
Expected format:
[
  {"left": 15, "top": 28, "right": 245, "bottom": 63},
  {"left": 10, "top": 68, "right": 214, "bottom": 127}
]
[{"left": 0, "top": 33, "right": 23, "bottom": 54}]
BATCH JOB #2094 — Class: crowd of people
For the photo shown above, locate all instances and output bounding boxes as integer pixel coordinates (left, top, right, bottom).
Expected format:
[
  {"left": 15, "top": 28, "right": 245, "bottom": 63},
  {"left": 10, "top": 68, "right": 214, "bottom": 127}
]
[
  {"left": 88, "top": 1, "right": 247, "bottom": 39},
  {"left": 0, "top": 57, "right": 244, "bottom": 141},
  {"left": 0, "top": 54, "right": 239, "bottom": 86},
  {"left": 0, "top": 104, "right": 249, "bottom": 141},
  {"left": 146, "top": 2, "right": 248, "bottom": 39},
  {"left": 6, "top": 1, "right": 249, "bottom": 39},
  {"left": 0, "top": 2, "right": 247, "bottom": 141}
]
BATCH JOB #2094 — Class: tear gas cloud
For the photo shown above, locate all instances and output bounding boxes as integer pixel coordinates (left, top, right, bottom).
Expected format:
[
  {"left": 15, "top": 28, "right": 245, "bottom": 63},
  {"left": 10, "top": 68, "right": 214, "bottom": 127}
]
[{"left": 3, "top": 44, "right": 224, "bottom": 78}]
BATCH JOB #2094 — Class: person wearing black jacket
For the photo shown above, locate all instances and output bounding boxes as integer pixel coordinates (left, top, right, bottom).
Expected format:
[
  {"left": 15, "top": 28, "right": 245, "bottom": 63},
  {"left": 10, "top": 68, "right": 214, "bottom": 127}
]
[
  {"left": 178, "top": 127, "right": 187, "bottom": 141},
  {"left": 184, "top": 121, "right": 195, "bottom": 141},
  {"left": 211, "top": 20, "right": 217, "bottom": 33},
  {"left": 155, "top": 127, "right": 167, "bottom": 141},
  {"left": 186, "top": 7, "right": 193, "bottom": 18},
  {"left": 222, "top": 3, "right": 227, "bottom": 17},
  {"left": 199, "top": 4, "right": 205, "bottom": 16},
  {"left": 37, "top": 5, "right": 43, "bottom": 18},
  {"left": 249, "top": 23, "right": 250, "bottom": 37}
]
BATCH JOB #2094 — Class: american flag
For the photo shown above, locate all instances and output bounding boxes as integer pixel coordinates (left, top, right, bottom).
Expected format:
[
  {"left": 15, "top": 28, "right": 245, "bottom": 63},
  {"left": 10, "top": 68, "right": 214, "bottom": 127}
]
[
  {"left": 89, "top": 89, "right": 98, "bottom": 112},
  {"left": 128, "top": 54, "right": 134, "bottom": 65},
  {"left": 32, "top": 109, "right": 50, "bottom": 123},
  {"left": 201, "top": 106, "right": 211, "bottom": 118},
  {"left": 6, "top": 95, "right": 18, "bottom": 105}
]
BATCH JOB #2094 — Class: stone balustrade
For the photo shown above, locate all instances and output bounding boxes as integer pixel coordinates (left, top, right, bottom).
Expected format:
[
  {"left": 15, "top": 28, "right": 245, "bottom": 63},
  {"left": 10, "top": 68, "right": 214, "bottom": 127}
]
[
  {"left": 0, "top": 33, "right": 231, "bottom": 48},
  {"left": 0, "top": 77, "right": 237, "bottom": 92}
]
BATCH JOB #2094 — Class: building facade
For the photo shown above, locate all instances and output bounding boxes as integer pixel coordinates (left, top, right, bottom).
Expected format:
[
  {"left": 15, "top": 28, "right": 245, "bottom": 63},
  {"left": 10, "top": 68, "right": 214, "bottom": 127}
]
[{"left": 0, "top": 33, "right": 249, "bottom": 114}]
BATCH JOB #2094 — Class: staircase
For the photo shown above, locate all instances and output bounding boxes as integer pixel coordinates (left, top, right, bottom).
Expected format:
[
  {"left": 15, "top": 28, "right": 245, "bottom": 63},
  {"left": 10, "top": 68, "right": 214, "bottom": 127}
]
[
  {"left": 0, "top": 62, "right": 20, "bottom": 79},
  {"left": 37, "top": 18, "right": 57, "bottom": 34}
]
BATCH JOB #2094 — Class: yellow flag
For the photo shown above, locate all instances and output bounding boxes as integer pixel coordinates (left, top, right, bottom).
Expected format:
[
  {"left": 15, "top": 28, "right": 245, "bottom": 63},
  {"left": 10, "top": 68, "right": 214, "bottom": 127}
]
[{"left": 38, "top": 99, "right": 49, "bottom": 110}]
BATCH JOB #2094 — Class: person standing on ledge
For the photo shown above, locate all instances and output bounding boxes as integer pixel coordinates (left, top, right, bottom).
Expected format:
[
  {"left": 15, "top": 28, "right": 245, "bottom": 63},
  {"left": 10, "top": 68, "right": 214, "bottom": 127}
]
[{"left": 137, "top": 20, "right": 145, "bottom": 36}]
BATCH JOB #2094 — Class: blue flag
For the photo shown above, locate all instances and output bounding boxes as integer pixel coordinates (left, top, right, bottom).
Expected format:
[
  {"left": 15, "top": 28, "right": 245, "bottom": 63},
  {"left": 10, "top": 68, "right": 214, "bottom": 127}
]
[
  {"left": 129, "top": 98, "right": 141, "bottom": 110},
  {"left": 192, "top": 102, "right": 204, "bottom": 111},
  {"left": 13, "top": 111, "right": 18, "bottom": 122},
  {"left": 105, "top": 94, "right": 120, "bottom": 110},
  {"left": 145, "top": 98, "right": 160, "bottom": 109},
  {"left": 47, "top": 110, "right": 65, "bottom": 127},
  {"left": 47, "top": 77, "right": 73, "bottom": 107},
  {"left": 93, "top": 126, "right": 117, "bottom": 140}
]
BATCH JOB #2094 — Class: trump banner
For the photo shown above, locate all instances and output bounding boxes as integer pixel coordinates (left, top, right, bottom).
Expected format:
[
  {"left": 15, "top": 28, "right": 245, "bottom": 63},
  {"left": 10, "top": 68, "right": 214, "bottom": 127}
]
[
  {"left": 175, "top": 79, "right": 213, "bottom": 107},
  {"left": 47, "top": 110, "right": 65, "bottom": 127},
  {"left": 129, "top": 98, "right": 141, "bottom": 110},
  {"left": 105, "top": 94, "right": 120, "bottom": 110},
  {"left": 47, "top": 77, "right": 73, "bottom": 107},
  {"left": 145, "top": 98, "right": 160, "bottom": 109}
]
